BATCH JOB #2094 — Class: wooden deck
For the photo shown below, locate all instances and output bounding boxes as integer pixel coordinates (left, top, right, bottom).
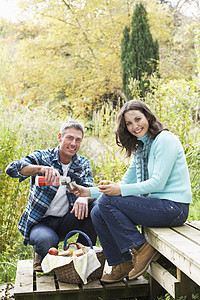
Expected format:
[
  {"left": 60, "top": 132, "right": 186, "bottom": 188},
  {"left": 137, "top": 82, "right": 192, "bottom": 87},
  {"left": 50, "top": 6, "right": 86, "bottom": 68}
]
[
  {"left": 144, "top": 221, "right": 200, "bottom": 299},
  {"left": 14, "top": 260, "right": 149, "bottom": 300}
]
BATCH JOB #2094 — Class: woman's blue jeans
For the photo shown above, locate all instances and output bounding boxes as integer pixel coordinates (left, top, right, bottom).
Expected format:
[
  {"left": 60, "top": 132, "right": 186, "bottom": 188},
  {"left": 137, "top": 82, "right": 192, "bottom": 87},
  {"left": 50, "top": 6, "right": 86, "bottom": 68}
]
[
  {"left": 29, "top": 201, "right": 97, "bottom": 261},
  {"left": 91, "top": 194, "right": 189, "bottom": 266}
]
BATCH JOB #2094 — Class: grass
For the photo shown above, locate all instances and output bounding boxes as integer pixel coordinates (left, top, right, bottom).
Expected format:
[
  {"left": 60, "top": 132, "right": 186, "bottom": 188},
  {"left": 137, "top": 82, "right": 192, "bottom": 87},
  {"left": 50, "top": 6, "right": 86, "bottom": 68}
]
[{"left": 0, "top": 99, "right": 199, "bottom": 300}]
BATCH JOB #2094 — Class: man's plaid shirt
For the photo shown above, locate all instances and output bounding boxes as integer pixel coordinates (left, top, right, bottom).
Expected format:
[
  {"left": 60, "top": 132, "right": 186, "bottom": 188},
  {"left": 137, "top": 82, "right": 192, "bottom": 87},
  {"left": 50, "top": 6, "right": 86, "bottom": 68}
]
[{"left": 5, "top": 146, "right": 93, "bottom": 245}]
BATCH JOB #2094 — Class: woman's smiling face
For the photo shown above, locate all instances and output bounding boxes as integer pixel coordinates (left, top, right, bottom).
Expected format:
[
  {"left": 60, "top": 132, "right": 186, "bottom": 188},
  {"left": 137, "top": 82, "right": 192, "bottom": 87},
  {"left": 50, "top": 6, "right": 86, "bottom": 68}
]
[{"left": 124, "top": 110, "right": 149, "bottom": 138}]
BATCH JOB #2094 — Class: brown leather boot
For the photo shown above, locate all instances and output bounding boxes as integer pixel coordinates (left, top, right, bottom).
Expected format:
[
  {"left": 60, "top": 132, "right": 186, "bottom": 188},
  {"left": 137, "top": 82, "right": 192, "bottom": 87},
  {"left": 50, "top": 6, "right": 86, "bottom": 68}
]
[
  {"left": 100, "top": 260, "right": 133, "bottom": 283},
  {"left": 33, "top": 252, "right": 43, "bottom": 272},
  {"left": 128, "top": 241, "right": 159, "bottom": 280}
]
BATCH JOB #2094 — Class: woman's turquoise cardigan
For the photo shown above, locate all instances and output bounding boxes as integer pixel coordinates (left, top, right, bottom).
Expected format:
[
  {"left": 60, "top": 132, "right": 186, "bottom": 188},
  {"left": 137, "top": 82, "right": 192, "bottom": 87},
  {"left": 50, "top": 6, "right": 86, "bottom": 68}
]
[{"left": 90, "top": 131, "right": 192, "bottom": 204}]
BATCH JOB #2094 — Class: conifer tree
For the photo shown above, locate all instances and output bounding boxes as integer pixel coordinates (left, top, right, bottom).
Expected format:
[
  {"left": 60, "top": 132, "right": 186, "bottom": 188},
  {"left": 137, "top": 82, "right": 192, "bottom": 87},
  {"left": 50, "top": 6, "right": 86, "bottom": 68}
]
[{"left": 121, "top": 2, "right": 159, "bottom": 99}]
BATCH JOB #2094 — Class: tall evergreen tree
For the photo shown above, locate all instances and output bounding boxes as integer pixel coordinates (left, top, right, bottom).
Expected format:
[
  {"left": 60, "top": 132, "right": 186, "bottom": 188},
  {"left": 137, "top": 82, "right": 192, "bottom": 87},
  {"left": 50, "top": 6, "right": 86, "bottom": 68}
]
[{"left": 121, "top": 2, "right": 159, "bottom": 99}]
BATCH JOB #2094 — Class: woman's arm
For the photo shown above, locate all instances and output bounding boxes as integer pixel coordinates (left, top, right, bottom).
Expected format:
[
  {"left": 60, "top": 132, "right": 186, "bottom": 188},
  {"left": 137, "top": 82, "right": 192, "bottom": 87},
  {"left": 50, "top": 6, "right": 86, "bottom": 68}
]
[{"left": 120, "top": 156, "right": 137, "bottom": 184}]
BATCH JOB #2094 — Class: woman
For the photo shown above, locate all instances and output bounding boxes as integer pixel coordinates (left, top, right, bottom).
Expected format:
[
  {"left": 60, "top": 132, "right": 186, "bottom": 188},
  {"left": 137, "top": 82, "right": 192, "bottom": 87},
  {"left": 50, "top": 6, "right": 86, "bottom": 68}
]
[{"left": 71, "top": 100, "right": 192, "bottom": 283}]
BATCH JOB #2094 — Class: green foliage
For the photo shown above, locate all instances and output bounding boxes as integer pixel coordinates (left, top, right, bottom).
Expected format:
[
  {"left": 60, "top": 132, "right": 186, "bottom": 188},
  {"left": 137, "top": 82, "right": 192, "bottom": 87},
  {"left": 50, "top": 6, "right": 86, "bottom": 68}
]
[
  {"left": 144, "top": 76, "right": 200, "bottom": 219},
  {"left": 0, "top": 103, "right": 62, "bottom": 283},
  {"left": 121, "top": 25, "right": 131, "bottom": 100},
  {"left": 1, "top": 0, "right": 187, "bottom": 113},
  {"left": 121, "top": 2, "right": 159, "bottom": 99},
  {"left": 80, "top": 102, "right": 129, "bottom": 184},
  {"left": 0, "top": 121, "right": 32, "bottom": 282},
  {"left": 0, "top": 75, "right": 200, "bottom": 287},
  {"left": 0, "top": 126, "right": 25, "bottom": 253}
]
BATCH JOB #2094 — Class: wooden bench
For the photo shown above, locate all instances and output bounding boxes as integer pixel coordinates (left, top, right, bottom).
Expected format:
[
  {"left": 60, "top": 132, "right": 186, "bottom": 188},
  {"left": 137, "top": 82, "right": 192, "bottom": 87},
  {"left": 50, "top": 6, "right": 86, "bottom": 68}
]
[
  {"left": 143, "top": 221, "right": 200, "bottom": 300},
  {"left": 14, "top": 260, "right": 149, "bottom": 300}
]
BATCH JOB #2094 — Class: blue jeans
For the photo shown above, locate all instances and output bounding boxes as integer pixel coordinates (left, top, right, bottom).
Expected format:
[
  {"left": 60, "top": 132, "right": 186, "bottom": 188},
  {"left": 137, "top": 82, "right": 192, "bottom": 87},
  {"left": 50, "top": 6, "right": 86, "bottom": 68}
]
[
  {"left": 91, "top": 194, "right": 189, "bottom": 266},
  {"left": 29, "top": 201, "right": 97, "bottom": 261}
]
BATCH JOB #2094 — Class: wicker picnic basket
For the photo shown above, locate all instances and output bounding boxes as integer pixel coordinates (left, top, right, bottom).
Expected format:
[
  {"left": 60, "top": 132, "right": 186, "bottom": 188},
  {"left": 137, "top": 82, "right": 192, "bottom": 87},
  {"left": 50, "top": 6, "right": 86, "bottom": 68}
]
[{"left": 53, "top": 230, "right": 105, "bottom": 284}]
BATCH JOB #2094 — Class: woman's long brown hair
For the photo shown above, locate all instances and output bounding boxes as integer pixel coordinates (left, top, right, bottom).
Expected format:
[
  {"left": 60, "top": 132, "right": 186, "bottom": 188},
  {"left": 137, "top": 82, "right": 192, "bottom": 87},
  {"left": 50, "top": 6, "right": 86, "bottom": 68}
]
[{"left": 115, "top": 100, "right": 167, "bottom": 157}]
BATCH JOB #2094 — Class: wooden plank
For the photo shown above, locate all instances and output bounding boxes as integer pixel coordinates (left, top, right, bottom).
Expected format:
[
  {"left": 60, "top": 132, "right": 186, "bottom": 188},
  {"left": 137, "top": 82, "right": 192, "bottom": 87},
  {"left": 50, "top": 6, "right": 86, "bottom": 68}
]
[
  {"left": 172, "top": 224, "right": 200, "bottom": 246},
  {"left": 58, "top": 281, "right": 80, "bottom": 292},
  {"left": 102, "top": 277, "right": 149, "bottom": 299},
  {"left": 103, "top": 280, "right": 126, "bottom": 290},
  {"left": 82, "top": 279, "right": 103, "bottom": 291},
  {"left": 81, "top": 280, "right": 104, "bottom": 299},
  {"left": 187, "top": 220, "right": 200, "bottom": 231},
  {"left": 145, "top": 226, "right": 200, "bottom": 266},
  {"left": 148, "top": 261, "right": 179, "bottom": 298},
  {"left": 14, "top": 258, "right": 149, "bottom": 300},
  {"left": 36, "top": 274, "right": 56, "bottom": 292},
  {"left": 58, "top": 282, "right": 81, "bottom": 300},
  {"left": 144, "top": 226, "right": 200, "bottom": 286},
  {"left": 14, "top": 260, "right": 33, "bottom": 296},
  {"left": 126, "top": 276, "right": 149, "bottom": 297},
  {"left": 127, "top": 275, "right": 149, "bottom": 287}
]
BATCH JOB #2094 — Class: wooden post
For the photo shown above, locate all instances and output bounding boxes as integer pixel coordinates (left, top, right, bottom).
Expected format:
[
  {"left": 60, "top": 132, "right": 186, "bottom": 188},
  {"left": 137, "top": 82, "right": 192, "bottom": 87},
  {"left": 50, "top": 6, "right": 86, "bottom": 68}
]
[
  {"left": 175, "top": 268, "right": 196, "bottom": 300},
  {"left": 149, "top": 275, "right": 166, "bottom": 300}
]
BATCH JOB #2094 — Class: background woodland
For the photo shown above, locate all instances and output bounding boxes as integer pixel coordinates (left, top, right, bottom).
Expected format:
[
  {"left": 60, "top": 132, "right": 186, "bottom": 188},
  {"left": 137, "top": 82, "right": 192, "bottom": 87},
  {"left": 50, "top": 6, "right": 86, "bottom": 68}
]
[{"left": 0, "top": 1, "right": 200, "bottom": 298}]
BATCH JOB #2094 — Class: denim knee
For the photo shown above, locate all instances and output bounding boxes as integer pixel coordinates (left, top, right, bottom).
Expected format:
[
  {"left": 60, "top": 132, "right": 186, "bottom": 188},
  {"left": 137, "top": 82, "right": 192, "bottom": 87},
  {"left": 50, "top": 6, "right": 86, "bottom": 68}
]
[
  {"left": 29, "top": 225, "right": 59, "bottom": 259},
  {"left": 98, "top": 193, "right": 112, "bottom": 207},
  {"left": 91, "top": 203, "right": 101, "bottom": 223}
]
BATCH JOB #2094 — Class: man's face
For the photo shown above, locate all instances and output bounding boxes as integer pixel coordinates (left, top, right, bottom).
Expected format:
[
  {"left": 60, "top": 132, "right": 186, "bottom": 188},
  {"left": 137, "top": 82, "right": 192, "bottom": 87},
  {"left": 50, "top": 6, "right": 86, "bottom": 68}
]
[{"left": 58, "top": 128, "right": 83, "bottom": 163}]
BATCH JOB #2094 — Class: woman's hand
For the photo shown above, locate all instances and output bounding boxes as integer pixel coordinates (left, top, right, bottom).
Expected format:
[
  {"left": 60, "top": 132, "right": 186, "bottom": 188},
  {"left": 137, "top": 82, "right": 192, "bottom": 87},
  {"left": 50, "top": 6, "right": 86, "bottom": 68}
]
[
  {"left": 69, "top": 182, "right": 91, "bottom": 198},
  {"left": 98, "top": 182, "right": 121, "bottom": 196}
]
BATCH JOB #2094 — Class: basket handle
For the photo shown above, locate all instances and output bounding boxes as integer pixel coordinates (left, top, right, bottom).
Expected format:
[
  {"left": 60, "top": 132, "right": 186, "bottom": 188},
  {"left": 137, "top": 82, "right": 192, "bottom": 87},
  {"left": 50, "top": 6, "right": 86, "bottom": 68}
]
[{"left": 63, "top": 230, "right": 93, "bottom": 250}]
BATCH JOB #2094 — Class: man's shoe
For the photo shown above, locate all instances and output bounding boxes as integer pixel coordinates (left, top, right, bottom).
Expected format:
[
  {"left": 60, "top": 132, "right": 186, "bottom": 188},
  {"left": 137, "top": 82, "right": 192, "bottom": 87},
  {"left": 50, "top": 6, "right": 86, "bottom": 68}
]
[
  {"left": 128, "top": 241, "right": 159, "bottom": 280},
  {"left": 33, "top": 252, "right": 43, "bottom": 272},
  {"left": 100, "top": 260, "right": 133, "bottom": 283}
]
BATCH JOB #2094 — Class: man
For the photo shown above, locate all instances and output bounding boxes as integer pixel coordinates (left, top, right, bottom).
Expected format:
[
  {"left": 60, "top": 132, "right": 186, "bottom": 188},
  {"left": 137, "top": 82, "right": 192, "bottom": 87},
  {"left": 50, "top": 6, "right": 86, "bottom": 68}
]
[{"left": 5, "top": 120, "right": 97, "bottom": 271}]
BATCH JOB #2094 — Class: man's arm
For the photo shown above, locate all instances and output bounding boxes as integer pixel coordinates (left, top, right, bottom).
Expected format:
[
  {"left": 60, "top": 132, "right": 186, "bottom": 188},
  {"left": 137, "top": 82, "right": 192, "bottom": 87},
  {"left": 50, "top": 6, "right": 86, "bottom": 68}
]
[
  {"left": 5, "top": 149, "right": 60, "bottom": 182},
  {"left": 5, "top": 150, "right": 45, "bottom": 181},
  {"left": 20, "top": 164, "right": 60, "bottom": 183},
  {"left": 20, "top": 164, "right": 44, "bottom": 176}
]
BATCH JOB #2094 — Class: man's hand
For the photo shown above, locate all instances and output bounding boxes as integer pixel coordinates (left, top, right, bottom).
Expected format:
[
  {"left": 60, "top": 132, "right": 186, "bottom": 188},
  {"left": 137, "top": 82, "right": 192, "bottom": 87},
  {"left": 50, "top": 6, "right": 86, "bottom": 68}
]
[
  {"left": 69, "top": 182, "right": 91, "bottom": 197},
  {"left": 41, "top": 166, "right": 60, "bottom": 185},
  {"left": 20, "top": 165, "right": 60, "bottom": 185},
  {"left": 70, "top": 197, "right": 90, "bottom": 219},
  {"left": 98, "top": 183, "right": 121, "bottom": 196}
]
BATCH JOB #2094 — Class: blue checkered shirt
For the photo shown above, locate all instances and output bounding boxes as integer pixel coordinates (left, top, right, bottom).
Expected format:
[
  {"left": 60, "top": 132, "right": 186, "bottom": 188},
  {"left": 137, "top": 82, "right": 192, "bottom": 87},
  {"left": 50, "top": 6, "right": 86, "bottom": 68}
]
[{"left": 5, "top": 146, "right": 93, "bottom": 245}]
